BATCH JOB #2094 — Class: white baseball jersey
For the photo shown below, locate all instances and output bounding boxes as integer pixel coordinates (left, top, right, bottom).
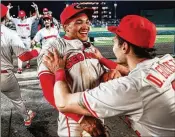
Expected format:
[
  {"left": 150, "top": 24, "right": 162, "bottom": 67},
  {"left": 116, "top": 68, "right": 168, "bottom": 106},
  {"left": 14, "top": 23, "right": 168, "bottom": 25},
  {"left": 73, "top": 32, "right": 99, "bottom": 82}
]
[
  {"left": 33, "top": 27, "right": 59, "bottom": 49},
  {"left": 11, "top": 16, "right": 36, "bottom": 38},
  {"left": 1, "top": 25, "right": 28, "bottom": 70},
  {"left": 38, "top": 38, "right": 105, "bottom": 136},
  {"left": 82, "top": 54, "right": 175, "bottom": 136}
]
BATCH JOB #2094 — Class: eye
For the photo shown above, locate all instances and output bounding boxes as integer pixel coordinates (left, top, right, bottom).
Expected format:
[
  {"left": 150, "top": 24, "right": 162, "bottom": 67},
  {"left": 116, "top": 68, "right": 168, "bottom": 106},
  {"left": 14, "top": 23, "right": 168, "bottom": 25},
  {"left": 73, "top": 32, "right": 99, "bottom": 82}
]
[{"left": 75, "top": 20, "right": 83, "bottom": 24}]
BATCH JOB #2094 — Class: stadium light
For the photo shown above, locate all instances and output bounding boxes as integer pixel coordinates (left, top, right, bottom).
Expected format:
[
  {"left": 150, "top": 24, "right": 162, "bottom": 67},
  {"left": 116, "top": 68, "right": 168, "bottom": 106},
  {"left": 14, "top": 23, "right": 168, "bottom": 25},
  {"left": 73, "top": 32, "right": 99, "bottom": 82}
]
[{"left": 114, "top": 2, "right": 117, "bottom": 19}]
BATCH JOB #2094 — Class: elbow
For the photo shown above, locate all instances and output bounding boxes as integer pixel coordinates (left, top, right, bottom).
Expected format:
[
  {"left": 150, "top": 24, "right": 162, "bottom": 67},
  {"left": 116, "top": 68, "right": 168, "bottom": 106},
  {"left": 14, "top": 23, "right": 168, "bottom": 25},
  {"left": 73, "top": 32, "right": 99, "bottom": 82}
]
[{"left": 55, "top": 103, "right": 68, "bottom": 113}]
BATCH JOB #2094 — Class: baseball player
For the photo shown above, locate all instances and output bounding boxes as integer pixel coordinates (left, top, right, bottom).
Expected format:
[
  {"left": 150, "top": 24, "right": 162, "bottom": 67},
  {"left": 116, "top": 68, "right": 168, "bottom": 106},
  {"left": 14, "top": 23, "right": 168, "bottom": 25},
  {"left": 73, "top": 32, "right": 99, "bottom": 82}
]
[
  {"left": 6, "top": 2, "right": 39, "bottom": 73},
  {"left": 37, "top": 4, "right": 128, "bottom": 137},
  {"left": 1, "top": 4, "right": 40, "bottom": 126},
  {"left": 38, "top": 8, "right": 49, "bottom": 30},
  {"left": 31, "top": 14, "right": 60, "bottom": 50},
  {"left": 43, "top": 15, "right": 175, "bottom": 137}
]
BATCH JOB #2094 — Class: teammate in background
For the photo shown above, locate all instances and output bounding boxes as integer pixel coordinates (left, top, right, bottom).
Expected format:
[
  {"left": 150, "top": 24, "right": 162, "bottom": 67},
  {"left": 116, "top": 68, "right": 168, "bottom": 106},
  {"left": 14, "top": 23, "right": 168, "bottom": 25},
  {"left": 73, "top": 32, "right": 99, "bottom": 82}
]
[
  {"left": 37, "top": 4, "right": 128, "bottom": 137},
  {"left": 43, "top": 15, "right": 175, "bottom": 137},
  {"left": 1, "top": 4, "right": 40, "bottom": 126},
  {"left": 38, "top": 8, "right": 49, "bottom": 30},
  {"left": 6, "top": 2, "right": 40, "bottom": 74},
  {"left": 48, "top": 10, "right": 60, "bottom": 31},
  {"left": 31, "top": 14, "right": 60, "bottom": 50}
]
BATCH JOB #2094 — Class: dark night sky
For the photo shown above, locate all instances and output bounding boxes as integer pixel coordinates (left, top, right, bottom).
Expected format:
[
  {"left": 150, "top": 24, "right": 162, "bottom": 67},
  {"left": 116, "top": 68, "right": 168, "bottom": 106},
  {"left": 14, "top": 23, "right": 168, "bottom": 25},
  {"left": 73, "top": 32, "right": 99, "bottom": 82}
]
[{"left": 1, "top": 1, "right": 175, "bottom": 20}]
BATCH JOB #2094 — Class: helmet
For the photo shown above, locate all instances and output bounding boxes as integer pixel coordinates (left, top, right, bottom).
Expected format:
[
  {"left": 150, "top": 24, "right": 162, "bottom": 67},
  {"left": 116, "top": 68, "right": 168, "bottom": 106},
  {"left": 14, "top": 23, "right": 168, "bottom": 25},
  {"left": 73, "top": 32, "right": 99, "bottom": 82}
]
[
  {"left": 1, "top": 4, "right": 8, "bottom": 18},
  {"left": 18, "top": 10, "right": 26, "bottom": 18}
]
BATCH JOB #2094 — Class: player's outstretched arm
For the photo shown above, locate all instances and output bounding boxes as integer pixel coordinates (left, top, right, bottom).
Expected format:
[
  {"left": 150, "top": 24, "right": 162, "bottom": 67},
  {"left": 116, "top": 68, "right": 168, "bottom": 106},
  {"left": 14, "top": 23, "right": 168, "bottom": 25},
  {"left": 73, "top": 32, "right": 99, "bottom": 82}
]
[{"left": 6, "top": 3, "right": 13, "bottom": 20}]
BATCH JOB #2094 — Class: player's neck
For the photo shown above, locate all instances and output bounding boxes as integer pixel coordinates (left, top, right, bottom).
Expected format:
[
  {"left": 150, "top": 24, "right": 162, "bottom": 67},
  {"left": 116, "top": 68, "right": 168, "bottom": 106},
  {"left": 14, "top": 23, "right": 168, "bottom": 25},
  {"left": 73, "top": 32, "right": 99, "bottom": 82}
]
[{"left": 127, "top": 55, "right": 148, "bottom": 71}]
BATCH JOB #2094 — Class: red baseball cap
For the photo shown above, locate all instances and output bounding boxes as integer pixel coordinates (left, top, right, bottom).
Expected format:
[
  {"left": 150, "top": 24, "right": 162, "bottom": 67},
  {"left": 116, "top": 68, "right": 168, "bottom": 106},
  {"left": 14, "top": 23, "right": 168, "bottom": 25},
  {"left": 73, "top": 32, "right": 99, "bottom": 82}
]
[
  {"left": 108, "top": 15, "right": 157, "bottom": 49},
  {"left": 60, "top": 4, "right": 94, "bottom": 25},
  {"left": 18, "top": 10, "right": 26, "bottom": 18},
  {"left": 43, "top": 8, "right": 48, "bottom": 12},
  {"left": 43, "top": 14, "right": 52, "bottom": 20},
  {"left": 1, "top": 4, "right": 8, "bottom": 18}
]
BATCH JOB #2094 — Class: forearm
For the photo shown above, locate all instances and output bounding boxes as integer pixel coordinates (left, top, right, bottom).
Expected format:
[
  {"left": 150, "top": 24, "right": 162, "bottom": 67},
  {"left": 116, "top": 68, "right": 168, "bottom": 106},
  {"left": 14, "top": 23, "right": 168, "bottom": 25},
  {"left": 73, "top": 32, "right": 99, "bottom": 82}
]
[
  {"left": 54, "top": 70, "right": 91, "bottom": 116},
  {"left": 39, "top": 72, "right": 86, "bottom": 122},
  {"left": 6, "top": 9, "right": 12, "bottom": 20},
  {"left": 99, "top": 57, "right": 117, "bottom": 69}
]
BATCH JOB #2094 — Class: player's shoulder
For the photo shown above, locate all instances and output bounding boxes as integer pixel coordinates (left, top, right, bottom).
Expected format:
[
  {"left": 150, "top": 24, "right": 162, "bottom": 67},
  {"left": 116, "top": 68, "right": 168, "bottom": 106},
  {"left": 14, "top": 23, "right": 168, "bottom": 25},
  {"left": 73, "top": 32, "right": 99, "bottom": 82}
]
[{"left": 1, "top": 25, "right": 18, "bottom": 36}]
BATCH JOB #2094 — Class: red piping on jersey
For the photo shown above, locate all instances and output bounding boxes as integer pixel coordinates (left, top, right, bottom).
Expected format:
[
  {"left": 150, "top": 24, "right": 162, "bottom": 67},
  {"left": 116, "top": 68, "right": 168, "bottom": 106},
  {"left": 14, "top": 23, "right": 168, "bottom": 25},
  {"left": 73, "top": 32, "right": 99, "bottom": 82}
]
[
  {"left": 39, "top": 71, "right": 83, "bottom": 122},
  {"left": 66, "top": 116, "right": 71, "bottom": 137},
  {"left": 99, "top": 57, "right": 117, "bottom": 69},
  {"left": 135, "top": 130, "right": 141, "bottom": 137},
  {"left": 63, "top": 36, "right": 72, "bottom": 40},
  {"left": 44, "top": 35, "right": 57, "bottom": 39},
  {"left": 17, "top": 24, "right": 29, "bottom": 27},
  {"left": 83, "top": 92, "right": 98, "bottom": 118},
  {"left": 18, "top": 50, "right": 38, "bottom": 62}
]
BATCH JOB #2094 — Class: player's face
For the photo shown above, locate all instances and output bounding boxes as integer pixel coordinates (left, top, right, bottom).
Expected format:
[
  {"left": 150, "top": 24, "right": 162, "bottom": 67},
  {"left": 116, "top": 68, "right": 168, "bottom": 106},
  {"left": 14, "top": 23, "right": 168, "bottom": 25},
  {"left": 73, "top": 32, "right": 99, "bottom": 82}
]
[
  {"left": 113, "top": 36, "right": 127, "bottom": 64},
  {"left": 65, "top": 13, "right": 91, "bottom": 42},
  {"left": 43, "top": 12, "right": 48, "bottom": 15},
  {"left": 44, "top": 18, "right": 52, "bottom": 27}
]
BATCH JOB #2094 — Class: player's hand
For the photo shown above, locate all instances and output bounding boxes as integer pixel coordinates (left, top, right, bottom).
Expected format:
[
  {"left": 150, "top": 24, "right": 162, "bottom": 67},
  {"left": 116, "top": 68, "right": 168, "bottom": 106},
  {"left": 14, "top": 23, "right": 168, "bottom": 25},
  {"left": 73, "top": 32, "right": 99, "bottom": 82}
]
[
  {"left": 80, "top": 116, "right": 109, "bottom": 137},
  {"left": 116, "top": 64, "right": 130, "bottom": 76},
  {"left": 7, "top": 3, "right": 13, "bottom": 9},
  {"left": 103, "top": 69, "right": 121, "bottom": 82},
  {"left": 43, "top": 48, "right": 66, "bottom": 74},
  {"left": 93, "top": 48, "right": 103, "bottom": 60},
  {"left": 31, "top": 2, "right": 38, "bottom": 10}
]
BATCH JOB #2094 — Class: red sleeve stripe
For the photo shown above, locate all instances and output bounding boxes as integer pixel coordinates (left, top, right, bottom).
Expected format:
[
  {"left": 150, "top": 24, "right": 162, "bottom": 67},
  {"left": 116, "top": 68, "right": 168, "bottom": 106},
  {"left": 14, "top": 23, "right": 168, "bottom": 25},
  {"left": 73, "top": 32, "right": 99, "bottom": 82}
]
[
  {"left": 66, "top": 116, "right": 71, "bottom": 137},
  {"left": 38, "top": 70, "right": 54, "bottom": 77},
  {"left": 44, "top": 35, "right": 57, "bottom": 39},
  {"left": 18, "top": 50, "right": 38, "bottom": 62},
  {"left": 83, "top": 92, "right": 98, "bottom": 118}
]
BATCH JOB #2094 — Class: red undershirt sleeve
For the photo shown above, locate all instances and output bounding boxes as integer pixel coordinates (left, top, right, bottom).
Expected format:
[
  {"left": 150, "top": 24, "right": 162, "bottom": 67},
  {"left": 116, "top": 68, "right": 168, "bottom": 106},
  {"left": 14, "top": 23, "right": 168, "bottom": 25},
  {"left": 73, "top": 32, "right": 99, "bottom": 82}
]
[
  {"left": 18, "top": 50, "right": 38, "bottom": 62},
  {"left": 99, "top": 57, "right": 117, "bottom": 69},
  {"left": 39, "top": 72, "right": 83, "bottom": 122}
]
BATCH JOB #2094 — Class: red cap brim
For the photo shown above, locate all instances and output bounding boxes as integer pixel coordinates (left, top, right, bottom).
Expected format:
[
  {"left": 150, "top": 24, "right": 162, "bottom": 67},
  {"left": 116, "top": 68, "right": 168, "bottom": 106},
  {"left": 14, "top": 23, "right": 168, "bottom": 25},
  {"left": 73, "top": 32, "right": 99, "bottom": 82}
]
[{"left": 108, "top": 26, "right": 118, "bottom": 34}]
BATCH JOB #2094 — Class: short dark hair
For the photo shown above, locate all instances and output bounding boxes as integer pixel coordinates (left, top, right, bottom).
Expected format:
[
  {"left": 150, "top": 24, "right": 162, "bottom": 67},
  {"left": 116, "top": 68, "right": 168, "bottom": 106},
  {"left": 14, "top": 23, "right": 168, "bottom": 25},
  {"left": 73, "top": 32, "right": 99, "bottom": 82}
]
[
  {"left": 1, "top": 16, "right": 5, "bottom": 22},
  {"left": 117, "top": 35, "right": 156, "bottom": 59}
]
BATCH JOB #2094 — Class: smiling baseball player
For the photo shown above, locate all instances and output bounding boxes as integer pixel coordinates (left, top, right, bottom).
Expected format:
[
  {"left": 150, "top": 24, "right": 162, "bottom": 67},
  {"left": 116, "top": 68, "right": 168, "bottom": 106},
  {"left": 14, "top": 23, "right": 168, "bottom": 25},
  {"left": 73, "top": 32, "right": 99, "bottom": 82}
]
[
  {"left": 31, "top": 14, "right": 60, "bottom": 50},
  {"left": 43, "top": 15, "right": 175, "bottom": 137}
]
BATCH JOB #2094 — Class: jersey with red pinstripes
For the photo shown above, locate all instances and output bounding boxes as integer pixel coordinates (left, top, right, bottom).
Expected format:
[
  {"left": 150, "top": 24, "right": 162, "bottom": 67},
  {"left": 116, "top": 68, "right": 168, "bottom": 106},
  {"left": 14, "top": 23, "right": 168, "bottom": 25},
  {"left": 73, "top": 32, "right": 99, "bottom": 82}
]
[{"left": 37, "top": 38, "right": 105, "bottom": 136}]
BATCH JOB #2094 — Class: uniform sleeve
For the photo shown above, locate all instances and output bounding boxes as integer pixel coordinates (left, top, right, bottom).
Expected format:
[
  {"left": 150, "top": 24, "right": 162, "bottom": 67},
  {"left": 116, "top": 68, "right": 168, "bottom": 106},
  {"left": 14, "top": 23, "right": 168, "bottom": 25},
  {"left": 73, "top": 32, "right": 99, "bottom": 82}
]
[
  {"left": 10, "top": 31, "right": 28, "bottom": 56},
  {"left": 34, "top": 30, "right": 42, "bottom": 43},
  {"left": 10, "top": 18, "right": 18, "bottom": 24},
  {"left": 82, "top": 76, "right": 143, "bottom": 118}
]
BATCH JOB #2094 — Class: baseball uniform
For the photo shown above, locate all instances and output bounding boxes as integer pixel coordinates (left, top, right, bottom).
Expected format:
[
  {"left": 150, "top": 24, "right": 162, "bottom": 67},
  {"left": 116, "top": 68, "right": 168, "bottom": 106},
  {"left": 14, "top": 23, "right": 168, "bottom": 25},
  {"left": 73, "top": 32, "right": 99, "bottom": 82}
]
[
  {"left": 11, "top": 16, "right": 36, "bottom": 49},
  {"left": 1, "top": 24, "right": 32, "bottom": 120},
  {"left": 33, "top": 27, "right": 59, "bottom": 49},
  {"left": 38, "top": 38, "right": 105, "bottom": 136},
  {"left": 82, "top": 54, "right": 175, "bottom": 136}
]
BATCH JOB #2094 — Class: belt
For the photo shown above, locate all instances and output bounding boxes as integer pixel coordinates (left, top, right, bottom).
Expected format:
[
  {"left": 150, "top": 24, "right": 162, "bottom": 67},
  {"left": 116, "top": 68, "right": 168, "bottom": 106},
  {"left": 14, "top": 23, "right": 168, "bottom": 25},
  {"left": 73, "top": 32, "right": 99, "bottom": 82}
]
[
  {"left": 1, "top": 70, "right": 8, "bottom": 73},
  {"left": 21, "top": 36, "right": 30, "bottom": 39}
]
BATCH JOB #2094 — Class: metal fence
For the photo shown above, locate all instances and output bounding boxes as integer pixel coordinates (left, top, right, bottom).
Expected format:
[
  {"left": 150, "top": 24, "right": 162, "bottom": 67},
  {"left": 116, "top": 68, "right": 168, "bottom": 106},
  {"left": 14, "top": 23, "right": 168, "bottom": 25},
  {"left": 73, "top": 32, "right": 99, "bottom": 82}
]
[{"left": 60, "top": 30, "right": 175, "bottom": 59}]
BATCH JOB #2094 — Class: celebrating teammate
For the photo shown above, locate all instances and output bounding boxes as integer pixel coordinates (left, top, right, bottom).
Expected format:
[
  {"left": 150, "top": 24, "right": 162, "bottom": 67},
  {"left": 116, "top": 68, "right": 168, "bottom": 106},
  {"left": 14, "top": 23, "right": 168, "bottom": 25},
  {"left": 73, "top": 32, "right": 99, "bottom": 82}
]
[
  {"left": 37, "top": 4, "right": 126, "bottom": 137},
  {"left": 31, "top": 14, "right": 60, "bottom": 50},
  {"left": 6, "top": 2, "right": 39, "bottom": 73},
  {"left": 43, "top": 15, "right": 175, "bottom": 136},
  {"left": 1, "top": 4, "right": 40, "bottom": 126}
]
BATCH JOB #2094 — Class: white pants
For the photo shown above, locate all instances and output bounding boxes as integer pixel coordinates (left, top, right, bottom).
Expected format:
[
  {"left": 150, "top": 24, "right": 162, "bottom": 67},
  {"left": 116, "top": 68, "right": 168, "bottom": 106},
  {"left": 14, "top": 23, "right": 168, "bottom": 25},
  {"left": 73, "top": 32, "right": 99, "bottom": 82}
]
[{"left": 1, "top": 70, "right": 28, "bottom": 120}]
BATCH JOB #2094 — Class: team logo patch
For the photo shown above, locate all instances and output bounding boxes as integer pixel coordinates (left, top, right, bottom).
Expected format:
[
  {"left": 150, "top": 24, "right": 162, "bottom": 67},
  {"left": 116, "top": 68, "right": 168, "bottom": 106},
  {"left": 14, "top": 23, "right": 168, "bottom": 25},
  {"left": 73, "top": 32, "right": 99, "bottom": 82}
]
[{"left": 74, "top": 4, "right": 84, "bottom": 10}]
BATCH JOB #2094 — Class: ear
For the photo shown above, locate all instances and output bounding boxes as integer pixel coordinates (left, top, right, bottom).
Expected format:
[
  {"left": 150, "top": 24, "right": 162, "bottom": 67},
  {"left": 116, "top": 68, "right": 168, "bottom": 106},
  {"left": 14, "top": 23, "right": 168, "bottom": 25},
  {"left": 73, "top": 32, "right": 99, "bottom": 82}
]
[
  {"left": 63, "top": 24, "right": 69, "bottom": 32},
  {"left": 122, "top": 42, "right": 130, "bottom": 54}
]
